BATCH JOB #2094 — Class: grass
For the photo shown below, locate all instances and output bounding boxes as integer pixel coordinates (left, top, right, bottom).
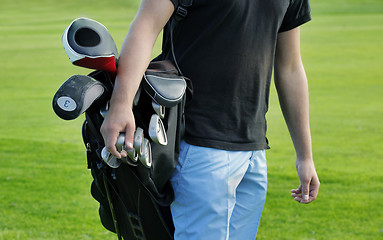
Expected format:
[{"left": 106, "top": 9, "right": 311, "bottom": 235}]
[{"left": 0, "top": 0, "right": 382, "bottom": 239}]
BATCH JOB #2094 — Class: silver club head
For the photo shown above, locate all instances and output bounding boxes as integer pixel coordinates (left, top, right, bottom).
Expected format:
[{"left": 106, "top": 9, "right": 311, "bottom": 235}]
[
  {"left": 116, "top": 132, "right": 139, "bottom": 165},
  {"left": 100, "top": 101, "right": 109, "bottom": 118},
  {"left": 149, "top": 114, "right": 168, "bottom": 146},
  {"left": 122, "top": 145, "right": 139, "bottom": 166},
  {"left": 115, "top": 133, "right": 125, "bottom": 151},
  {"left": 101, "top": 147, "right": 122, "bottom": 168},
  {"left": 139, "top": 138, "right": 152, "bottom": 168},
  {"left": 152, "top": 101, "right": 165, "bottom": 119},
  {"left": 133, "top": 127, "right": 144, "bottom": 156}
]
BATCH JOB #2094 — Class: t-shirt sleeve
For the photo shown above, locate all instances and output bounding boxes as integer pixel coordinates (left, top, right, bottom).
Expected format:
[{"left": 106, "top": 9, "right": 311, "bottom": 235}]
[{"left": 278, "top": 0, "right": 312, "bottom": 32}]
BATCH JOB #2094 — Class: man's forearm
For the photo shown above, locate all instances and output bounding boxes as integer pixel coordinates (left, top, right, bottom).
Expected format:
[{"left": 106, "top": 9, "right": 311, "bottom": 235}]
[
  {"left": 274, "top": 64, "right": 313, "bottom": 161},
  {"left": 111, "top": 0, "right": 174, "bottom": 107},
  {"left": 111, "top": 23, "right": 159, "bottom": 107},
  {"left": 274, "top": 28, "right": 319, "bottom": 203}
]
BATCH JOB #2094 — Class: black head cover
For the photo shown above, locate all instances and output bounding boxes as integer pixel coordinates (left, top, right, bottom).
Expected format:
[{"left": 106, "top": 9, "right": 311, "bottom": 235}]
[{"left": 52, "top": 75, "right": 106, "bottom": 120}]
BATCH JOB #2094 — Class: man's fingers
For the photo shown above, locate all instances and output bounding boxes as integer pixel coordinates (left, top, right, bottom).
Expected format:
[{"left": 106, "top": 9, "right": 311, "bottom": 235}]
[
  {"left": 300, "top": 182, "right": 310, "bottom": 203},
  {"left": 308, "top": 178, "right": 320, "bottom": 202},
  {"left": 291, "top": 185, "right": 302, "bottom": 194},
  {"left": 124, "top": 127, "right": 135, "bottom": 150},
  {"left": 290, "top": 184, "right": 312, "bottom": 204},
  {"left": 105, "top": 131, "right": 121, "bottom": 158},
  {"left": 292, "top": 183, "right": 319, "bottom": 204}
]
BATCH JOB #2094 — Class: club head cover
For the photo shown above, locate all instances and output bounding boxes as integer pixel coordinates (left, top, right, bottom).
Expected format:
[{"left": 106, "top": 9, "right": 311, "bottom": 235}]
[
  {"left": 52, "top": 75, "right": 106, "bottom": 120},
  {"left": 62, "top": 17, "right": 118, "bottom": 73}
]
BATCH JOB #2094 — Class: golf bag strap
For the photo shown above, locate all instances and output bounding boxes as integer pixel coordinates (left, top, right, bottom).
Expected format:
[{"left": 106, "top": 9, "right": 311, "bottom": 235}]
[
  {"left": 161, "top": 0, "right": 193, "bottom": 75},
  {"left": 174, "top": 0, "right": 193, "bottom": 21}
]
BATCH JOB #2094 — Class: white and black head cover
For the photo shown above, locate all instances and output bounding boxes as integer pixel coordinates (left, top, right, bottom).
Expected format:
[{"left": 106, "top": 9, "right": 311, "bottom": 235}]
[{"left": 62, "top": 17, "right": 118, "bottom": 73}]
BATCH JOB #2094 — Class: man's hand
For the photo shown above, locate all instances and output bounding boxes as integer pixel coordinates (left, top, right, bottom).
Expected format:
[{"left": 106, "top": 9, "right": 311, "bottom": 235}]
[
  {"left": 291, "top": 159, "right": 320, "bottom": 204},
  {"left": 100, "top": 98, "right": 136, "bottom": 159}
]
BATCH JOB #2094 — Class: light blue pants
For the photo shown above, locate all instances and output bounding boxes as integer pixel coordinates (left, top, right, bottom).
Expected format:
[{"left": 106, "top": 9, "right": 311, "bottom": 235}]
[{"left": 170, "top": 141, "right": 267, "bottom": 240}]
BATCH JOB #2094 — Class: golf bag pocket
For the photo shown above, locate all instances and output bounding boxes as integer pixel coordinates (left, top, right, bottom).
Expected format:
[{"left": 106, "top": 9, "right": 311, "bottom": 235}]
[{"left": 143, "top": 60, "right": 187, "bottom": 108}]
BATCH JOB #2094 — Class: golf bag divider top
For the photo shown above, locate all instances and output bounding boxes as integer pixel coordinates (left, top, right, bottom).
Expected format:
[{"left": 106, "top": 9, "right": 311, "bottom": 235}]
[
  {"left": 143, "top": 60, "right": 187, "bottom": 108},
  {"left": 82, "top": 59, "right": 192, "bottom": 240}
]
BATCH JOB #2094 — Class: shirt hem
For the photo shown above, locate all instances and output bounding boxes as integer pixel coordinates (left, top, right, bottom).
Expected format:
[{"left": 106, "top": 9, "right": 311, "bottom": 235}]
[{"left": 184, "top": 137, "right": 270, "bottom": 151}]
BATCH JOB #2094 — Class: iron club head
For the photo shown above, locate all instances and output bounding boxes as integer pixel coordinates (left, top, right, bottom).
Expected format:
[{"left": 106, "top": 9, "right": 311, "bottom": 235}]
[
  {"left": 152, "top": 101, "right": 165, "bottom": 119},
  {"left": 101, "top": 147, "right": 122, "bottom": 168},
  {"left": 149, "top": 114, "right": 168, "bottom": 146},
  {"left": 139, "top": 138, "right": 152, "bottom": 168}
]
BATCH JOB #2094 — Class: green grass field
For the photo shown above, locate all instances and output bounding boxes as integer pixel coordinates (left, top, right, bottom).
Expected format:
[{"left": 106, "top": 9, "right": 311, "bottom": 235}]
[{"left": 0, "top": 0, "right": 382, "bottom": 239}]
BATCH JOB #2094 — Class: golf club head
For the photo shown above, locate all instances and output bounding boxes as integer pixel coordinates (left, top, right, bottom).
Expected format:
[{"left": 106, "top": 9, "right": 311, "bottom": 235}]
[
  {"left": 100, "top": 101, "right": 109, "bottom": 118},
  {"left": 116, "top": 133, "right": 139, "bottom": 166},
  {"left": 62, "top": 17, "right": 118, "bottom": 73},
  {"left": 139, "top": 138, "right": 152, "bottom": 168},
  {"left": 152, "top": 101, "right": 165, "bottom": 119},
  {"left": 101, "top": 147, "right": 122, "bottom": 168},
  {"left": 52, "top": 75, "right": 106, "bottom": 120},
  {"left": 149, "top": 114, "right": 168, "bottom": 146},
  {"left": 115, "top": 133, "right": 125, "bottom": 152},
  {"left": 133, "top": 127, "right": 144, "bottom": 155},
  {"left": 122, "top": 146, "right": 139, "bottom": 166}
]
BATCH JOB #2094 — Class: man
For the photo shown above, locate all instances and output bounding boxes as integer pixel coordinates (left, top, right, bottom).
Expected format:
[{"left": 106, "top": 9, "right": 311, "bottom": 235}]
[{"left": 101, "top": 0, "right": 320, "bottom": 239}]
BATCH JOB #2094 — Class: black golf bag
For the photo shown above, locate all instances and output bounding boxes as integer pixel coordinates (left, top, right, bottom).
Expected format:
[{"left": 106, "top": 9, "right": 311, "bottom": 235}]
[
  {"left": 52, "top": 1, "right": 194, "bottom": 238},
  {"left": 82, "top": 61, "right": 192, "bottom": 240}
]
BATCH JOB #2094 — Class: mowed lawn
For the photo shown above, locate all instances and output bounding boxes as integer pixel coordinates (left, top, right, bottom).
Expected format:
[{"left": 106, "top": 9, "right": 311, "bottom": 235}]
[{"left": 0, "top": 0, "right": 382, "bottom": 239}]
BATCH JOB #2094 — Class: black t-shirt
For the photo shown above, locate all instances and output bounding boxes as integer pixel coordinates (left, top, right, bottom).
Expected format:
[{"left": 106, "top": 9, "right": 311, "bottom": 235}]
[{"left": 168, "top": 0, "right": 311, "bottom": 151}]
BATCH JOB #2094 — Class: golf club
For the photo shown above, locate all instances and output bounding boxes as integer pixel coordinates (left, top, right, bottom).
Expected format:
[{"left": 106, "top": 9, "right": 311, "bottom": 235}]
[
  {"left": 152, "top": 101, "right": 165, "bottom": 119},
  {"left": 100, "top": 101, "right": 109, "bottom": 118},
  {"left": 62, "top": 17, "right": 118, "bottom": 73},
  {"left": 116, "top": 133, "right": 139, "bottom": 165},
  {"left": 52, "top": 75, "right": 106, "bottom": 120},
  {"left": 133, "top": 127, "right": 144, "bottom": 156},
  {"left": 101, "top": 147, "right": 122, "bottom": 168},
  {"left": 148, "top": 114, "right": 168, "bottom": 146},
  {"left": 122, "top": 145, "right": 139, "bottom": 165},
  {"left": 139, "top": 138, "right": 152, "bottom": 168}
]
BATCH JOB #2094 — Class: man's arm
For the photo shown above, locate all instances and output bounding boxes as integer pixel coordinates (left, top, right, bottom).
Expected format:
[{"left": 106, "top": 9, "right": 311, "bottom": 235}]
[
  {"left": 274, "top": 27, "right": 320, "bottom": 204},
  {"left": 100, "top": 0, "right": 174, "bottom": 158}
]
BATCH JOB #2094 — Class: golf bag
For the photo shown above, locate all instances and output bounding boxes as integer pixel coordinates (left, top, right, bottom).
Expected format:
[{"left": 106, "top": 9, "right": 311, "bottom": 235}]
[
  {"left": 82, "top": 61, "right": 192, "bottom": 240},
  {"left": 52, "top": 1, "right": 194, "bottom": 239}
]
